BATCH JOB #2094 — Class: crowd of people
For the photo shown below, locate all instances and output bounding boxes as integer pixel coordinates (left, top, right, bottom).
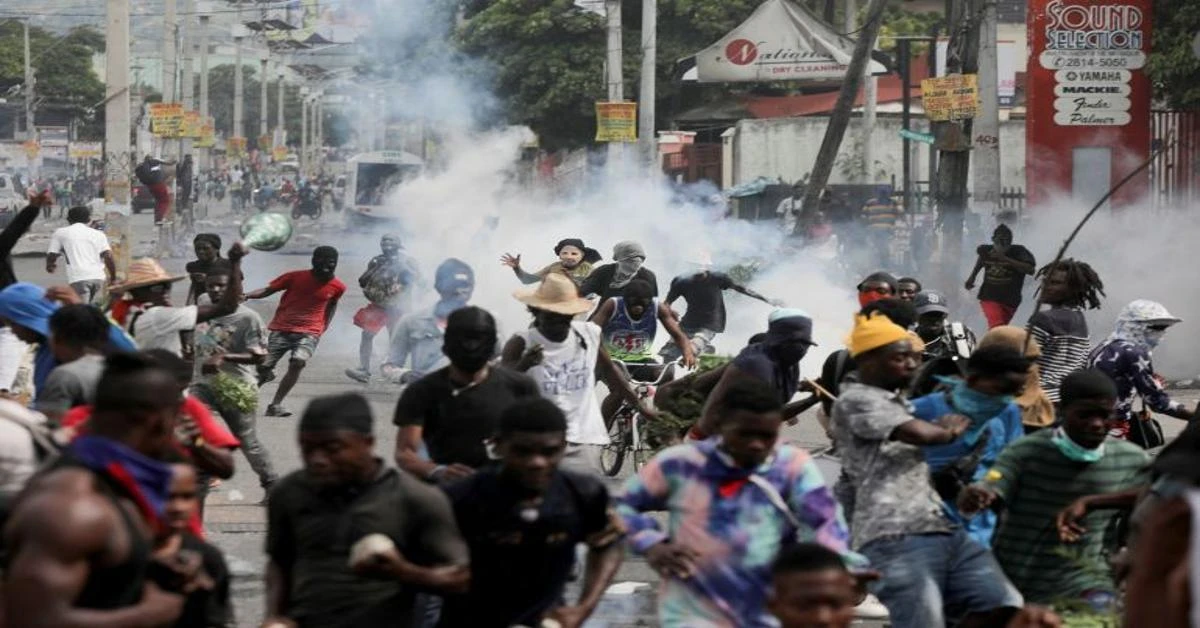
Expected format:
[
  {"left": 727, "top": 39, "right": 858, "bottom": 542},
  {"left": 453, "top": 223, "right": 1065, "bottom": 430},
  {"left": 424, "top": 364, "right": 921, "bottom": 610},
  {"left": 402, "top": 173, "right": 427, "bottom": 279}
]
[{"left": 0, "top": 188, "right": 1195, "bottom": 628}]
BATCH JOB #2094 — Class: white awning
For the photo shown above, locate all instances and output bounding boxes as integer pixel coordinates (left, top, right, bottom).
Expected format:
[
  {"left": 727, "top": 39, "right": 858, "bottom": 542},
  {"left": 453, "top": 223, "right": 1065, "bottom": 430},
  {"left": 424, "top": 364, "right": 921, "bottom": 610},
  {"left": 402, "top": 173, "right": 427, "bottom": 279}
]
[{"left": 681, "top": 0, "right": 887, "bottom": 83}]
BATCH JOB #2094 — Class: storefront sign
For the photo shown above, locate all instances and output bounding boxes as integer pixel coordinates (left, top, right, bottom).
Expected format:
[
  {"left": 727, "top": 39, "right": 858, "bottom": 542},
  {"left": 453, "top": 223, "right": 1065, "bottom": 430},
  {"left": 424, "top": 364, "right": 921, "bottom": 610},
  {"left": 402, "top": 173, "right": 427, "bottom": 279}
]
[
  {"left": 595, "top": 102, "right": 637, "bottom": 143},
  {"left": 1026, "top": 0, "right": 1153, "bottom": 208},
  {"left": 921, "top": 74, "right": 980, "bottom": 122}
]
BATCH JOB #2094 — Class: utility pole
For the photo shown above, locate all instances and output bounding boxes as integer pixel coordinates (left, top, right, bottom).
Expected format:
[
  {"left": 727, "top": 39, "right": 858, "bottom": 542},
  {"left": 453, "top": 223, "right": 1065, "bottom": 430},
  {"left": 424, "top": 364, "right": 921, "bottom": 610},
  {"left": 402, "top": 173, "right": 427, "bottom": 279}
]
[
  {"left": 934, "top": 0, "right": 982, "bottom": 289},
  {"left": 638, "top": 0, "right": 656, "bottom": 171},
  {"left": 197, "top": 8, "right": 210, "bottom": 169},
  {"left": 162, "top": 0, "right": 177, "bottom": 160},
  {"left": 605, "top": 0, "right": 623, "bottom": 166},
  {"left": 276, "top": 67, "right": 285, "bottom": 147},
  {"left": 22, "top": 19, "right": 34, "bottom": 141},
  {"left": 180, "top": 0, "right": 193, "bottom": 161},
  {"left": 300, "top": 86, "right": 308, "bottom": 174},
  {"left": 973, "top": 0, "right": 1001, "bottom": 218},
  {"left": 105, "top": 0, "right": 132, "bottom": 277},
  {"left": 233, "top": 23, "right": 245, "bottom": 144},
  {"left": 796, "top": 0, "right": 889, "bottom": 230},
  {"left": 259, "top": 52, "right": 269, "bottom": 141}
]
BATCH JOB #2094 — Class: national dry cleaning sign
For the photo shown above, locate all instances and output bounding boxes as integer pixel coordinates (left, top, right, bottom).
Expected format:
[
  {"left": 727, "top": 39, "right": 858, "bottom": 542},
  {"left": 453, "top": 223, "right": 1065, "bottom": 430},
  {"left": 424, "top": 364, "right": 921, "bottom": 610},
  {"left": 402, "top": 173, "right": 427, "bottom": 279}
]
[{"left": 686, "top": 0, "right": 884, "bottom": 83}]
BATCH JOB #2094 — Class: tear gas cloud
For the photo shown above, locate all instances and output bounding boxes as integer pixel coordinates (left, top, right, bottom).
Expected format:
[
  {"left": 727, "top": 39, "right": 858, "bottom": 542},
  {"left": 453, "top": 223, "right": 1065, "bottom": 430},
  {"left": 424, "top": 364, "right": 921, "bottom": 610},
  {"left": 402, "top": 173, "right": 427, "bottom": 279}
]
[{"left": 319, "top": 0, "right": 1200, "bottom": 380}]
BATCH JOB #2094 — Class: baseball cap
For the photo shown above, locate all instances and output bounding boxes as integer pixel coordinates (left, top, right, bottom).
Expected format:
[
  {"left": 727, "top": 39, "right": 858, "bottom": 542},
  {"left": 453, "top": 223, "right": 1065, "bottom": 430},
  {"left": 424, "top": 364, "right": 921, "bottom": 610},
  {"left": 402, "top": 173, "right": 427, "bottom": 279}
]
[{"left": 913, "top": 291, "right": 950, "bottom": 316}]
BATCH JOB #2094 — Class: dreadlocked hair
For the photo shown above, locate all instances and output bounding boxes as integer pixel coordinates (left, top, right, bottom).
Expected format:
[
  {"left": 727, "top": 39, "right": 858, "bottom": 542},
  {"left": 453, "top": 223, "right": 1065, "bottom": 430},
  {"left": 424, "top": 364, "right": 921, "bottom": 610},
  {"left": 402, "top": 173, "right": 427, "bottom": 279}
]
[{"left": 1036, "top": 258, "right": 1105, "bottom": 310}]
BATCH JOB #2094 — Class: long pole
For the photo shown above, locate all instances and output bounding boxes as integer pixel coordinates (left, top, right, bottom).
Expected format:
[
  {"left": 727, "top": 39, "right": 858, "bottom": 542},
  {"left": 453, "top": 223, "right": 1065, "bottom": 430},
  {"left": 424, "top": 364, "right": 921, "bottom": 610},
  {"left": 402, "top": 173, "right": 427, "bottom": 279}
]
[
  {"left": 198, "top": 13, "right": 210, "bottom": 169},
  {"left": 233, "top": 27, "right": 244, "bottom": 143},
  {"left": 22, "top": 19, "right": 33, "bottom": 141},
  {"left": 276, "top": 69, "right": 285, "bottom": 146},
  {"left": 259, "top": 55, "right": 269, "bottom": 139},
  {"left": 162, "top": 0, "right": 177, "bottom": 160},
  {"left": 900, "top": 39, "right": 912, "bottom": 211},
  {"left": 973, "top": 0, "right": 1001, "bottom": 217},
  {"left": 179, "top": 0, "right": 193, "bottom": 163},
  {"left": 796, "top": 0, "right": 889, "bottom": 230},
  {"left": 105, "top": 0, "right": 132, "bottom": 277},
  {"left": 605, "top": 0, "right": 623, "bottom": 166},
  {"left": 300, "top": 93, "right": 308, "bottom": 174},
  {"left": 638, "top": 0, "right": 656, "bottom": 171}
]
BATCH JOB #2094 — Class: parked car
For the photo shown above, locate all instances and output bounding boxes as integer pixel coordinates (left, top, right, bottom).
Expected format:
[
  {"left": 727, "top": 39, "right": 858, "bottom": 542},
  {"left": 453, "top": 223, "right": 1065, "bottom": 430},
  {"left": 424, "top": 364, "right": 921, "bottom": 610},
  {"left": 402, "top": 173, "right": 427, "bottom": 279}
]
[{"left": 131, "top": 182, "right": 156, "bottom": 213}]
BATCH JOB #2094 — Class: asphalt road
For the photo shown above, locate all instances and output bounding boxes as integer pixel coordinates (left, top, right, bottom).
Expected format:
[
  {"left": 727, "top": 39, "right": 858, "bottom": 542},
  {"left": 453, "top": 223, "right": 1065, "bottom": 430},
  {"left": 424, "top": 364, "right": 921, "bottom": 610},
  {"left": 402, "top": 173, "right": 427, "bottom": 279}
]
[{"left": 13, "top": 198, "right": 1198, "bottom": 627}]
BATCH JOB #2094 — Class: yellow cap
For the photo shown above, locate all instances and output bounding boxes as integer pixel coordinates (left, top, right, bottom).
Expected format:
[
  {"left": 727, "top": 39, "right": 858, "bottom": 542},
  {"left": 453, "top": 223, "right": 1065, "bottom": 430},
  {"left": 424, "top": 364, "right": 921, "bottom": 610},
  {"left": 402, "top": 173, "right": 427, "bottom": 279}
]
[{"left": 845, "top": 312, "right": 911, "bottom": 357}]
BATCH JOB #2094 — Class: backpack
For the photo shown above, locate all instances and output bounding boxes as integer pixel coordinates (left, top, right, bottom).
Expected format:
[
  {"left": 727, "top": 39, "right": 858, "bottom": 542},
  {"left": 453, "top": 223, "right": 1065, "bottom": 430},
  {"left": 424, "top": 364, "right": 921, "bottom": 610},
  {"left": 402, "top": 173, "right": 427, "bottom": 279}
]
[{"left": 134, "top": 161, "right": 164, "bottom": 186}]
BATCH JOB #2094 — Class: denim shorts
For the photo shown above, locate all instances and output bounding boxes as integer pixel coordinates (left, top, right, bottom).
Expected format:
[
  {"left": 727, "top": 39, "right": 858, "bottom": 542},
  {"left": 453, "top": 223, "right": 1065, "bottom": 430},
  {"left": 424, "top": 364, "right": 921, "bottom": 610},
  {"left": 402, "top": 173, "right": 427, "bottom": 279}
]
[
  {"left": 262, "top": 331, "right": 320, "bottom": 368},
  {"left": 860, "top": 530, "right": 1023, "bottom": 628}
]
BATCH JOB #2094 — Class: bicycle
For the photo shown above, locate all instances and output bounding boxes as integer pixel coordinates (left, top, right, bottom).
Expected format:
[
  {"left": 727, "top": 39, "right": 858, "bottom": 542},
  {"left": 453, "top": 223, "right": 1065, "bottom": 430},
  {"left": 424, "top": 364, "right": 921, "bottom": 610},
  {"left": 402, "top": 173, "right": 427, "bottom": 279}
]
[{"left": 599, "top": 360, "right": 681, "bottom": 477}]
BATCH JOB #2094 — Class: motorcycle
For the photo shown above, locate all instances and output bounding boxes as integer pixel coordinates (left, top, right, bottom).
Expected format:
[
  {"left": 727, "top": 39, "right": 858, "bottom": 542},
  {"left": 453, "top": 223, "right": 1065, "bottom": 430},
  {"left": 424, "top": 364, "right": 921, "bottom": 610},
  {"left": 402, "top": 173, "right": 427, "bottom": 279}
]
[
  {"left": 291, "top": 189, "right": 322, "bottom": 220},
  {"left": 252, "top": 187, "right": 274, "bottom": 212}
]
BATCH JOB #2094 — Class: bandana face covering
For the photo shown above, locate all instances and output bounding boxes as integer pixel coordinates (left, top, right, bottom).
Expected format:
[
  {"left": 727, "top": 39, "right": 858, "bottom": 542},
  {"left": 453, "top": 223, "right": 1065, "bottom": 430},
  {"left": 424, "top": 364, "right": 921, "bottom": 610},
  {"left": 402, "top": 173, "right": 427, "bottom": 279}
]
[
  {"left": 946, "top": 377, "right": 1013, "bottom": 424},
  {"left": 1051, "top": 427, "right": 1105, "bottom": 463},
  {"left": 857, "top": 290, "right": 888, "bottom": 308},
  {"left": 69, "top": 435, "right": 175, "bottom": 521},
  {"left": 610, "top": 257, "right": 644, "bottom": 290}
]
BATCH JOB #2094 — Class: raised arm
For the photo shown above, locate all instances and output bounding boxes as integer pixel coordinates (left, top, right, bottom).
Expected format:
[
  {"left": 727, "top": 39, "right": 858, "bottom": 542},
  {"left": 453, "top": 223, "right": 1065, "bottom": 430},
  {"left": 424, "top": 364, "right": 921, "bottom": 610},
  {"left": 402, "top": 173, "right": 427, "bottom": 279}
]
[
  {"left": 195, "top": 244, "right": 246, "bottom": 323},
  {"left": 0, "top": 192, "right": 50, "bottom": 258}
]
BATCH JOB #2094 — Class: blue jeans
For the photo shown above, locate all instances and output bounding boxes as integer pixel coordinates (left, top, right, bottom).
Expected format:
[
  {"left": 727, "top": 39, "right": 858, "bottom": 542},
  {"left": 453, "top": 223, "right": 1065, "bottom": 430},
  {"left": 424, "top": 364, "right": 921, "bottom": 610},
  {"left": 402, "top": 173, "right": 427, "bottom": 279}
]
[{"left": 860, "top": 530, "right": 1023, "bottom": 628}]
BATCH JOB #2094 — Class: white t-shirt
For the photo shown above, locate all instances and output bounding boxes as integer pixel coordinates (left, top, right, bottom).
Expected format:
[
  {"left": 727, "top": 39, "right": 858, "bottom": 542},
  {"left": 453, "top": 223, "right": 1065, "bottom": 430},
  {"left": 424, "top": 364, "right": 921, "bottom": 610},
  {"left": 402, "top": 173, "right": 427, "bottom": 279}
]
[
  {"left": 519, "top": 321, "right": 608, "bottom": 445},
  {"left": 776, "top": 197, "right": 801, "bottom": 235},
  {"left": 127, "top": 305, "right": 198, "bottom": 356},
  {"left": 47, "top": 223, "right": 111, "bottom": 284}
]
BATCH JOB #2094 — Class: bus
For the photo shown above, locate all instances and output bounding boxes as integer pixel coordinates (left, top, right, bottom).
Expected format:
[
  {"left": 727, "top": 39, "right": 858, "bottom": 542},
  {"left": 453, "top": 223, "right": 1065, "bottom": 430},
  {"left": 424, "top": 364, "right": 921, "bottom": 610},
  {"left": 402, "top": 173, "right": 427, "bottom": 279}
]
[{"left": 344, "top": 150, "right": 424, "bottom": 225}]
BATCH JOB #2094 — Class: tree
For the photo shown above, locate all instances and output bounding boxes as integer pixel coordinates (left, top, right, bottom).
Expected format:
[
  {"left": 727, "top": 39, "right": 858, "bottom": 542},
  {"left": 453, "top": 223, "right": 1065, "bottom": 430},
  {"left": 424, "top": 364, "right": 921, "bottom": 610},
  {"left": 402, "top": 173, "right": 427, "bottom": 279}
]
[
  {"left": 1146, "top": 0, "right": 1200, "bottom": 109},
  {"left": 0, "top": 23, "right": 105, "bottom": 138}
]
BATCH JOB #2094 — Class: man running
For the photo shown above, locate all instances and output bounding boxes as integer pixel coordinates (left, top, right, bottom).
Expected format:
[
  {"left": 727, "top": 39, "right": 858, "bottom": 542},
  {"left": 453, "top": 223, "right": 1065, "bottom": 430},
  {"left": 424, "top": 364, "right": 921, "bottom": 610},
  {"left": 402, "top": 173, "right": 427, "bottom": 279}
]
[
  {"left": 661, "top": 262, "right": 778, "bottom": 360},
  {"left": 346, "top": 235, "right": 419, "bottom": 383},
  {"left": 382, "top": 258, "right": 477, "bottom": 385},
  {"left": 4, "top": 353, "right": 192, "bottom": 627},
  {"left": 579, "top": 241, "right": 659, "bottom": 301},
  {"left": 965, "top": 224, "right": 1037, "bottom": 328},
  {"left": 45, "top": 205, "right": 115, "bottom": 303},
  {"left": 247, "top": 246, "right": 346, "bottom": 417},
  {"left": 1028, "top": 258, "right": 1105, "bottom": 404}
]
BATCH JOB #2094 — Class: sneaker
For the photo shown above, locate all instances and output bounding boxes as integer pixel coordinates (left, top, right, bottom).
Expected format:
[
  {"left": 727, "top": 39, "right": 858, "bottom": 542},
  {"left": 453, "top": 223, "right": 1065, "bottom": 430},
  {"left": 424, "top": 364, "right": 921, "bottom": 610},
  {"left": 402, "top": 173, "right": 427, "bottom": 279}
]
[
  {"left": 257, "top": 369, "right": 276, "bottom": 386},
  {"left": 265, "top": 404, "right": 292, "bottom": 418},
  {"left": 854, "top": 594, "right": 890, "bottom": 619},
  {"left": 345, "top": 367, "right": 371, "bottom": 383}
]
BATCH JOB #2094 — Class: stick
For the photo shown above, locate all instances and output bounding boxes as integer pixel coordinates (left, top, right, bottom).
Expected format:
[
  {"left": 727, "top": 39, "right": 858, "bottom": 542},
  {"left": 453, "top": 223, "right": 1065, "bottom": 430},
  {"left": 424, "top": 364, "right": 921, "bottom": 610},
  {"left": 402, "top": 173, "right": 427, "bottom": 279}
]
[
  {"left": 804, "top": 378, "right": 839, "bottom": 401},
  {"left": 1021, "top": 135, "right": 1177, "bottom": 354}
]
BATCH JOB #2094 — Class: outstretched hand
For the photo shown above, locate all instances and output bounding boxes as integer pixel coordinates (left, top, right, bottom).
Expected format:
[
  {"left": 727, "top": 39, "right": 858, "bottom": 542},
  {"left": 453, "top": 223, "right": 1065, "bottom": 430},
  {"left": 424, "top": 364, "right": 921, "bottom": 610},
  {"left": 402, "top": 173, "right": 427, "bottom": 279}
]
[{"left": 500, "top": 253, "right": 521, "bottom": 270}]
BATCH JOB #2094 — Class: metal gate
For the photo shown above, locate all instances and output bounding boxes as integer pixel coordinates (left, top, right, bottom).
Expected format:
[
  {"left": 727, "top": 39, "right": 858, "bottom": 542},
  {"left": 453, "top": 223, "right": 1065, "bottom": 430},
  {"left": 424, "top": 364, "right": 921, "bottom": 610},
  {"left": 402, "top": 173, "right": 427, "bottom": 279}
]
[
  {"left": 1151, "top": 110, "right": 1200, "bottom": 209},
  {"left": 662, "top": 143, "right": 722, "bottom": 186}
]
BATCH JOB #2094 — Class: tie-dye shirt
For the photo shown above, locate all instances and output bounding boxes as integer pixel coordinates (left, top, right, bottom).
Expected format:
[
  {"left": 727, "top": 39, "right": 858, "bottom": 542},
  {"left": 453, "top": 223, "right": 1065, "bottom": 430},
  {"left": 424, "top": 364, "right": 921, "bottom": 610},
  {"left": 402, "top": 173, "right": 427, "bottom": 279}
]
[{"left": 616, "top": 439, "right": 863, "bottom": 628}]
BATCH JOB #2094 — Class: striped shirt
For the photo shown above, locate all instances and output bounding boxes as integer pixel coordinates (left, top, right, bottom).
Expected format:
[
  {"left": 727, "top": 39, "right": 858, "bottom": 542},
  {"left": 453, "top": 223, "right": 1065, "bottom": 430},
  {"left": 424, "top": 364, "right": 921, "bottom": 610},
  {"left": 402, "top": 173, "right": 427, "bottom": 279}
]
[
  {"left": 986, "top": 430, "right": 1150, "bottom": 603},
  {"left": 1029, "top": 307, "right": 1090, "bottom": 403},
  {"left": 617, "top": 440, "right": 864, "bottom": 628},
  {"left": 861, "top": 198, "right": 899, "bottom": 231}
]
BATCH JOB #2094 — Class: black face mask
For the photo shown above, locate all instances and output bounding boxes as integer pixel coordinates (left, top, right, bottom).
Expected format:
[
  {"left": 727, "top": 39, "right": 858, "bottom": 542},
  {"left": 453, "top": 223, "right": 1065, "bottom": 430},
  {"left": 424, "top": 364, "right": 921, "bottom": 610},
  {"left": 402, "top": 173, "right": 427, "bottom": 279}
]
[{"left": 444, "top": 330, "right": 496, "bottom": 372}]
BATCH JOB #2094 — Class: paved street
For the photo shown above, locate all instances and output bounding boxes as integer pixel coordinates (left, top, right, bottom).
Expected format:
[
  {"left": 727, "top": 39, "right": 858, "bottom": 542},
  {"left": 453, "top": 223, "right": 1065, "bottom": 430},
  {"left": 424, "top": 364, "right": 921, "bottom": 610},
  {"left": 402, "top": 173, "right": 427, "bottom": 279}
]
[{"left": 12, "top": 199, "right": 1198, "bottom": 627}]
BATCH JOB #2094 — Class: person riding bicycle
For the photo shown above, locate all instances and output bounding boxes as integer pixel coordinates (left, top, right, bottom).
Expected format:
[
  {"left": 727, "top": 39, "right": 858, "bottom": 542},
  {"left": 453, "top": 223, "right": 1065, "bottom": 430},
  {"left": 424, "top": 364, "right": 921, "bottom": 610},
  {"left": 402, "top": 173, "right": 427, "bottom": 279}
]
[
  {"left": 591, "top": 280, "right": 695, "bottom": 422},
  {"left": 660, "top": 258, "right": 780, "bottom": 361}
]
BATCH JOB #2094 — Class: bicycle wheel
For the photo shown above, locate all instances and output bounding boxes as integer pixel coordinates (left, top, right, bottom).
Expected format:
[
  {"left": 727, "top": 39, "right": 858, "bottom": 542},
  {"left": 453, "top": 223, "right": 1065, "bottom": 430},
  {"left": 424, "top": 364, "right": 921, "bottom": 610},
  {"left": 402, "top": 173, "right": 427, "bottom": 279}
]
[{"left": 599, "top": 412, "right": 628, "bottom": 477}]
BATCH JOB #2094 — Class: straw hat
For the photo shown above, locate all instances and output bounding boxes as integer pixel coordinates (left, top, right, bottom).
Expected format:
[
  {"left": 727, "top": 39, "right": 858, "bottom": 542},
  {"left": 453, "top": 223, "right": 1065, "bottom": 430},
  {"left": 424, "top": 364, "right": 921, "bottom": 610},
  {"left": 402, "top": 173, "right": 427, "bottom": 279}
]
[
  {"left": 110, "top": 258, "right": 186, "bottom": 293},
  {"left": 513, "top": 273, "right": 593, "bottom": 316}
]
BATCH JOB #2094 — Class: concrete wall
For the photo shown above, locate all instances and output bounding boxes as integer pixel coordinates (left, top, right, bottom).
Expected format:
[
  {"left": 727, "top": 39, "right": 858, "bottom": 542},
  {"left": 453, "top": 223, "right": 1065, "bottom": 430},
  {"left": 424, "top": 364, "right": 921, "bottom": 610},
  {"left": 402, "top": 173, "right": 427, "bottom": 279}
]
[{"left": 731, "top": 116, "right": 1027, "bottom": 194}]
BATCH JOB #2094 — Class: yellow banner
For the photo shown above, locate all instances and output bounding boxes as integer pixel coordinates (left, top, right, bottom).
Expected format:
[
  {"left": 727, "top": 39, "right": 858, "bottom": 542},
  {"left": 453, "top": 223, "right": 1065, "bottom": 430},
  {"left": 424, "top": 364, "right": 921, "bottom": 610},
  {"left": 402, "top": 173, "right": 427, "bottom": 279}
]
[
  {"left": 150, "top": 102, "right": 185, "bottom": 137},
  {"left": 921, "top": 74, "right": 980, "bottom": 122},
  {"left": 228, "top": 136, "right": 248, "bottom": 157},
  {"left": 68, "top": 142, "right": 103, "bottom": 159},
  {"left": 595, "top": 102, "right": 638, "bottom": 143},
  {"left": 22, "top": 140, "right": 39, "bottom": 159},
  {"left": 196, "top": 123, "right": 215, "bottom": 148},
  {"left": 180, "top": 111, "right": 203, "bottom": 138},
  {"left": 272, "top": 146, "right": 288, "bottom": 162}
]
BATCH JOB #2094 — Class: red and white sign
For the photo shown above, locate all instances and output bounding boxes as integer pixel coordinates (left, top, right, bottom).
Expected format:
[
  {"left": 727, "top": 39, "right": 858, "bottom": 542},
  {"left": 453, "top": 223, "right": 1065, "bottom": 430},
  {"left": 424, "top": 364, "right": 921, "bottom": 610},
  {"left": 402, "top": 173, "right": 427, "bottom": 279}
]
[
  {"left": 1026, "top": 0, "right": 1153, "bottom": 208},
  {"left": 689, "top": 0, "right": 885, "bottom": 83}
]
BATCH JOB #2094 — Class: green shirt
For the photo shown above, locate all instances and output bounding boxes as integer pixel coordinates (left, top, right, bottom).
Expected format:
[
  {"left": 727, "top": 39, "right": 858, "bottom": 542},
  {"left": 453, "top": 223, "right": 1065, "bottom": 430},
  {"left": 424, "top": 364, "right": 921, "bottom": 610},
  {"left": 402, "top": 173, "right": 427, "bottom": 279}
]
[{"left": 986, "top": 430, "right": 1150, "bottom": 603}]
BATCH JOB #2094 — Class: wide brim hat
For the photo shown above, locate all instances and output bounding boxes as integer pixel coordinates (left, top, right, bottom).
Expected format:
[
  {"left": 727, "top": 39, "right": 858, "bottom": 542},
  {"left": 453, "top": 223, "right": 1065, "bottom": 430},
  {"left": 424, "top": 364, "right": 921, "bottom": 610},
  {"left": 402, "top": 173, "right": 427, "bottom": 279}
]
[
  {"left": 514, "top": 273, "right": 593, "bottom": 316},
  {"left": 110, "top": 258, "right": 187, "bottom": 293}
]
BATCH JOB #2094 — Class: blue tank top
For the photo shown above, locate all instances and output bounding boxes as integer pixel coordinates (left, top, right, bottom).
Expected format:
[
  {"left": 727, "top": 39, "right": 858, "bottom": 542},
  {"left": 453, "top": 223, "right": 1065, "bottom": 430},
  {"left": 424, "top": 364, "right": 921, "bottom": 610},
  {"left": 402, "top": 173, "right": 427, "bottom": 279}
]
[{"left": 604, "top": 297, "right": 658, "bottom": 362}]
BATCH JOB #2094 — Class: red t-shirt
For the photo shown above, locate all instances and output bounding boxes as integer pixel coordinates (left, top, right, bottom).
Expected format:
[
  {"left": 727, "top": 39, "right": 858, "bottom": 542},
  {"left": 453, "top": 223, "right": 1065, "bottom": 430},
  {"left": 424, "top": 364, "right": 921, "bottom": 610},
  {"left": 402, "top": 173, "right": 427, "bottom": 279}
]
[
  {"left": 266, "top": 270, "right": 346, "bottom": 336},
  {"left": 63, "top": 397, "right": 241, "bottom": 449}
]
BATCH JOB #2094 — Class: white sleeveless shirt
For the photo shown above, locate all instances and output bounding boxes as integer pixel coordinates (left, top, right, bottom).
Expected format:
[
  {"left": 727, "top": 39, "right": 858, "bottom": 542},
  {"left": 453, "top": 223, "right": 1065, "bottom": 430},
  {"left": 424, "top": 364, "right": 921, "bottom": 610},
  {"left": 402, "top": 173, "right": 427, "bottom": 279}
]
[{"left": 519, "top": 321, "right": 609, "bottom": 445}]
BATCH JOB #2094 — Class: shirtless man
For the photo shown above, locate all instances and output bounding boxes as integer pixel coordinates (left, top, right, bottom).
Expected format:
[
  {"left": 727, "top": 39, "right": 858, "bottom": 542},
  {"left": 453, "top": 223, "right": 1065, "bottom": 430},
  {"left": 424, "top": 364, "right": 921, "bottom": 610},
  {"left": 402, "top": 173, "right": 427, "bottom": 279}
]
[{"left": 3, "top": 352, "right": 193, "bottom": 627}]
